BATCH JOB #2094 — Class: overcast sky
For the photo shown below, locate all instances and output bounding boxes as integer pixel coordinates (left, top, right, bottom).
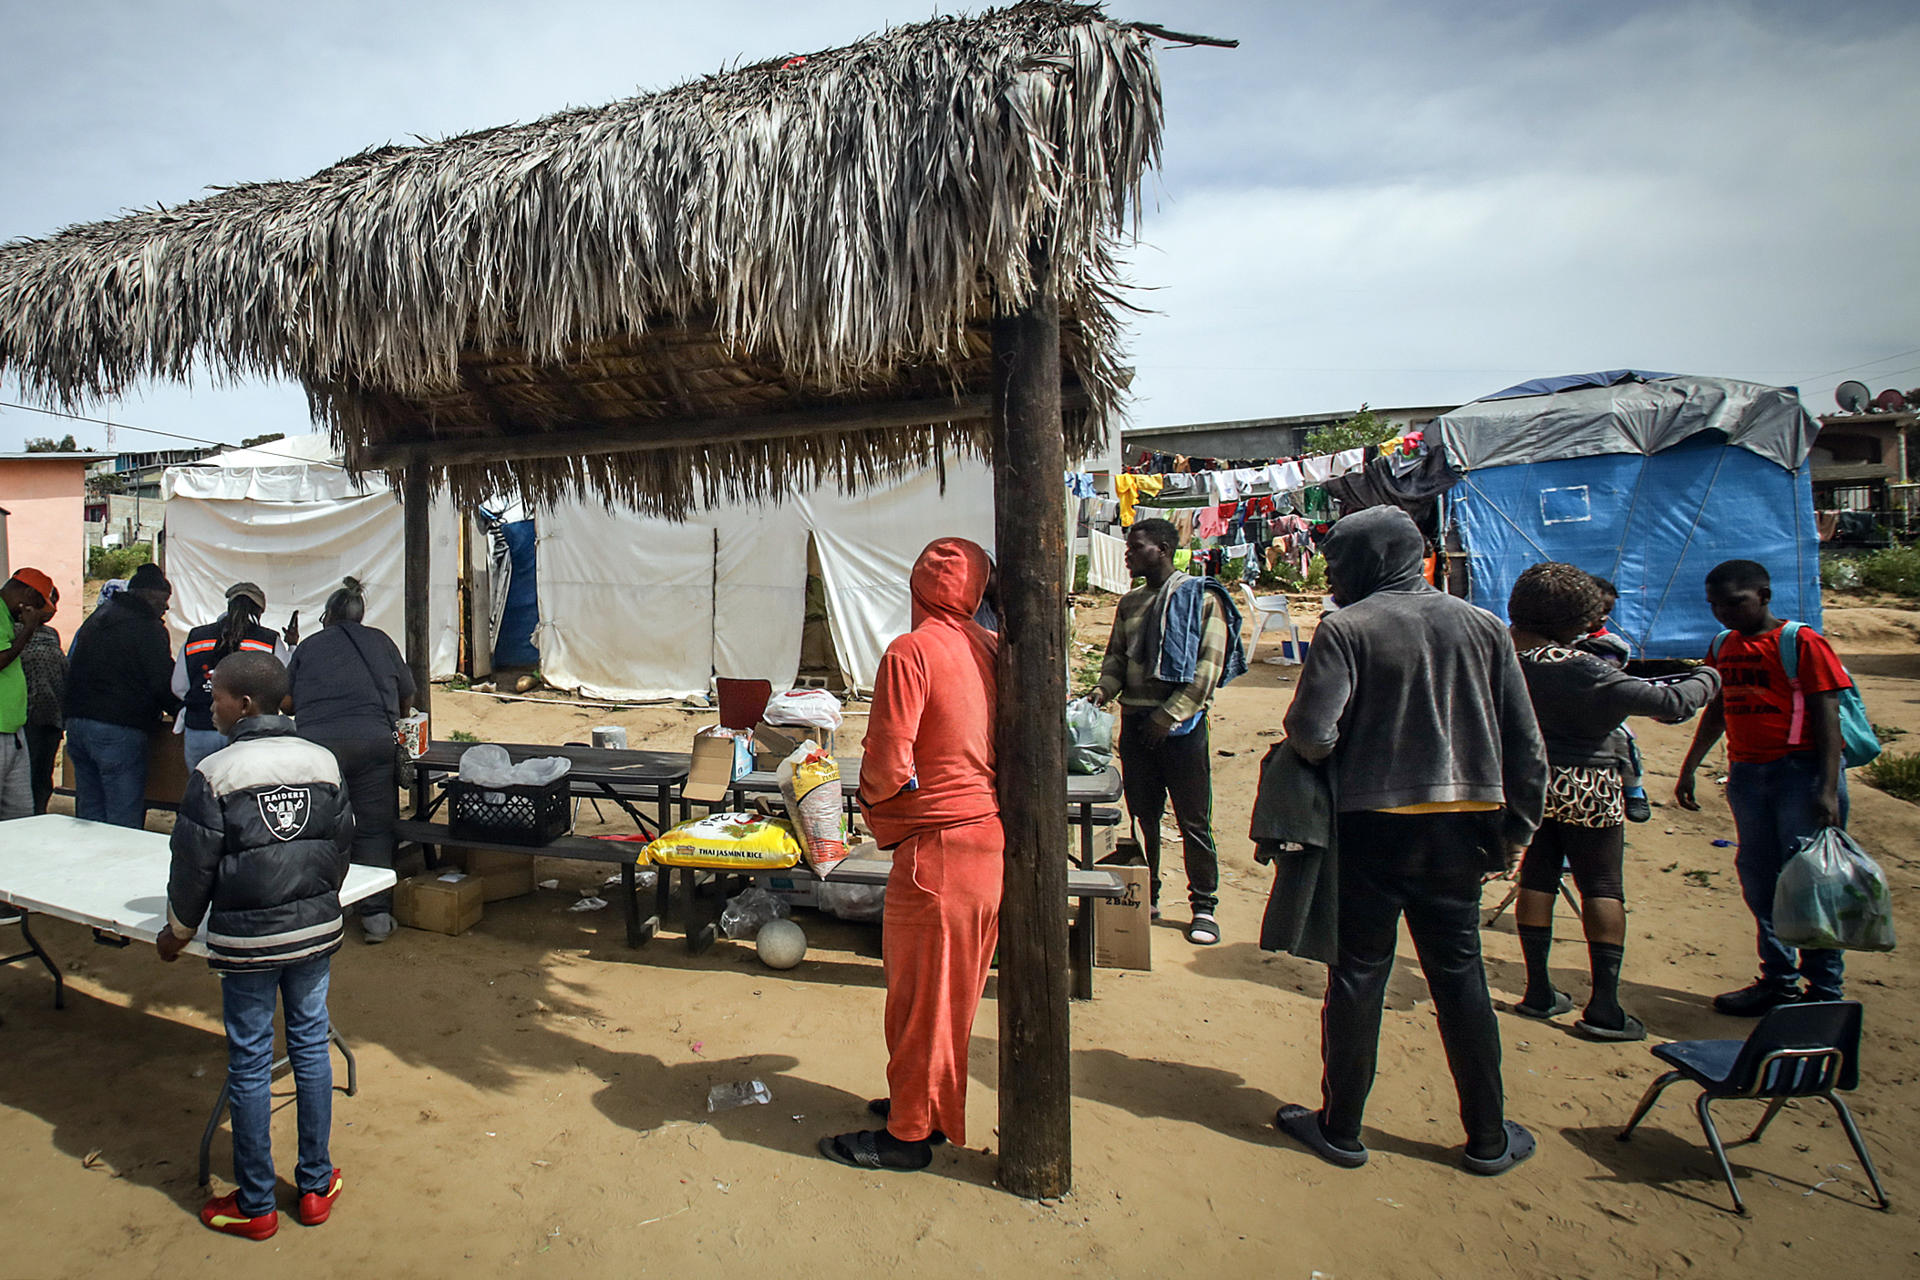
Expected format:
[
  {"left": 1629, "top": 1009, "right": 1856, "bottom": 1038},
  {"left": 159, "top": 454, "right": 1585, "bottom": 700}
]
[{"left": 2, "top": 0, "right": 1917, "bottom": 454}]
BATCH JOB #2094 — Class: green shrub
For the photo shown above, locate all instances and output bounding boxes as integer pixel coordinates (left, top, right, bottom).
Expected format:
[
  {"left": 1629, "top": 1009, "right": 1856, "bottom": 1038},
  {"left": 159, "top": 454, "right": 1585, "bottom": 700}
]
[
  {"left": 1073, "top": 554, "right": 1090, "bottom": 594},
  {"left": 1819, "top": 553, "right": 1861, "bottom": 590},
  {"left": 1856, "top": 544, "right": 1920, "bottom": 598},
  {"left": 88, "top": 542, "right": 153, "bottom": 581},
  {"left": 448, "top": 729, "right": 480, "bottom": 744},
  {"left": 1863, "top": 751, "right": 1920, "bottom": 804}
]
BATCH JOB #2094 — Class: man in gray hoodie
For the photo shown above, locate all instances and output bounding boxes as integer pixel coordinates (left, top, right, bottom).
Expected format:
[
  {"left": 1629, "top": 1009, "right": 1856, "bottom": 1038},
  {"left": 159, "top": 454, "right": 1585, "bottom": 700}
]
[{"left": 1275, "top": 507, "right": 1547, "bottom": 1176}]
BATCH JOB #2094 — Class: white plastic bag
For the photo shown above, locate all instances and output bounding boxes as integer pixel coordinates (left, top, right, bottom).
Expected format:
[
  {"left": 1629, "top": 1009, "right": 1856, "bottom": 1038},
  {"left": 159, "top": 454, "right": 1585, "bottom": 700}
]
[
  {"left": 1065, "top": 698, "right": 1115, "bottom": 775},
  {"left": 818, "top": 880, "right": 886, "bottom": 922},
  {"left": 1773, "top": 827, "right": 1896, "bottom": 952},
  {"left": 763, "top": 689, "right": 844, "bottom": 730},
  {"left": 510, "top": 756, "right": 572, "bottom": 786},
  {"left": 457, "top": 744, "right": 515, "bottom": 786}
]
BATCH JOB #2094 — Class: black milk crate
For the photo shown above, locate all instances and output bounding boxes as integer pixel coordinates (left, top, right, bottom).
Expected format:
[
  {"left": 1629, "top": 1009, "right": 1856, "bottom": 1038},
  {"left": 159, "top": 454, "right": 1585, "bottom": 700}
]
[{"left": 445, "top": 776, "right": 572, "bottom": 846}]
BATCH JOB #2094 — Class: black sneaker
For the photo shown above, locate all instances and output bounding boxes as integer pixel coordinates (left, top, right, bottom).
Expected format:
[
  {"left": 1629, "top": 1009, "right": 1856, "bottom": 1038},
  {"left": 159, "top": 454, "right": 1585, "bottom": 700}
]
[
  {"left": 1624, "top": 794, "right": 1652, "bottom": 823},
  {"left": 1713, "top": 979, "right": 1801, "bottom": 1017}
]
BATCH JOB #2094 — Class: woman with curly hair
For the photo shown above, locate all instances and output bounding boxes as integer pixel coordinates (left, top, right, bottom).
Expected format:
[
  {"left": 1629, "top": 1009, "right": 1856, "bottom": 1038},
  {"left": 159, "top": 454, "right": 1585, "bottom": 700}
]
[{"left": 1506, "top": 563, "right": 1720, "bottom": 1040}]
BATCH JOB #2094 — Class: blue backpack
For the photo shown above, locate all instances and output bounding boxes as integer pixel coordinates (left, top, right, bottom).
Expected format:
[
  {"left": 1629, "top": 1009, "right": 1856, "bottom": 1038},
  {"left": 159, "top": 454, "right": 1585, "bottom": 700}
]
[{"left": 1711, "top": 622, "right": 1882, "bottom": 769}]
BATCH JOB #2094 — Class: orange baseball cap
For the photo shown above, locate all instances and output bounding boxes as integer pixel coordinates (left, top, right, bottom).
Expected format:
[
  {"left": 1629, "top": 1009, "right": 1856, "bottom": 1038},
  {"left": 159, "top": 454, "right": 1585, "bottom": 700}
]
[{"left": 9, "top": 567, "right": 57, "bottom": 618}]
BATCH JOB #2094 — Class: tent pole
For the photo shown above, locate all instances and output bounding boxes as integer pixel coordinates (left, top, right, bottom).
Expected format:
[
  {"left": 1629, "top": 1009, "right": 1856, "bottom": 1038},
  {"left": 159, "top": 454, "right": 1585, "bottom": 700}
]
[
  {"left": 991, "top": 249, "right": 1071, "bottom": 1199},
  {"left": 402, "top": 465, "right": 432, "bottom": 717}
]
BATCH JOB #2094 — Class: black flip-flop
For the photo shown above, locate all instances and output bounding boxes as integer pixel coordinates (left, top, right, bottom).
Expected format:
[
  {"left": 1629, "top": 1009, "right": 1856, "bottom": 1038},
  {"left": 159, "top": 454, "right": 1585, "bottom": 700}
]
[
  {"left": 866, "top": 1098, "right": 947, "bottom": 1145},
  {"left": 1511, "top": 990, "right": 1573, "bottom": 1020},
  {"left": 1275, "top": 1104, "right": 1367, "bottom": 1169},
  {"left": 1574, "top": 1013, "right": 1647, "bottom": 1042},
  {"left": 818, "top": 1130, "right": 932, "bottom": 1172},
  {"left": 1186, "top": 914, "right": 1220, "bottom": 946},
  {"left": 1461, "top": 1121, "right": 1537, "bottom": 1176}
]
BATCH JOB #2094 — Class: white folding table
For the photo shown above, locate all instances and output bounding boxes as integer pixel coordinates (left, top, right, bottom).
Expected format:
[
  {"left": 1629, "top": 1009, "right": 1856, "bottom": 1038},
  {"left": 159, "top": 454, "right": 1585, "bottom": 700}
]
[{"left": 0, "top": 814, "right": 397, "bottom": 1184}]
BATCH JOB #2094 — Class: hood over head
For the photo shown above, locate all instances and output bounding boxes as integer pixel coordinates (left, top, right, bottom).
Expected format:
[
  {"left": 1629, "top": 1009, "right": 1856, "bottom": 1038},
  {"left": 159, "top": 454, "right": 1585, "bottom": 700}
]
[
  {"left": 910, "top": 537, "right": 991, "bottom": 627},
  {"left": 1322, "top": 507, "right": 1428, "bottom": 604}
]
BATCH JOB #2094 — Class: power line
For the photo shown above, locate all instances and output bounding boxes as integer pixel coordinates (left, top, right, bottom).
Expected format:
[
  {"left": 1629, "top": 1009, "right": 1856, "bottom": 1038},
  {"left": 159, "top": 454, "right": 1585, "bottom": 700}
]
[
  {"left": 0, "top": 399, "right": 344, "bottom": 470},
  {"left": 1789, "top": 346, "right": 1920, "bottom": 390}
]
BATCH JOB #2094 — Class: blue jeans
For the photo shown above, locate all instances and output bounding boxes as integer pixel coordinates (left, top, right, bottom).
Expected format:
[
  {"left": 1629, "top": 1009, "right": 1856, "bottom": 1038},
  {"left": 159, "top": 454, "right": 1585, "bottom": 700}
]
[
  {"left": 64, "top": 718, "right": 150, "bottom": 828},
  {"left": 183, "top": 727, "right": 229, "bottom": 774},
  {"left": 221, "top": 956, "right": 334, "bottom": 1215},
  {"left": 1726, "top": 753, "right": 1849, "bottom": 998}
]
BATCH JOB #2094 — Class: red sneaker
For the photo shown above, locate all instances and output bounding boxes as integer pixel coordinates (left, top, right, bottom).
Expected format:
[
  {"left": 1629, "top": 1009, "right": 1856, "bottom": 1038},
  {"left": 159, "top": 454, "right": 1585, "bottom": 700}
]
[
  {"left": 297, "top": 1169, "right": 344, "bottom": 1226},
  {"left": 200, "top": 1193, "right": 278, "bottom": 1240}
]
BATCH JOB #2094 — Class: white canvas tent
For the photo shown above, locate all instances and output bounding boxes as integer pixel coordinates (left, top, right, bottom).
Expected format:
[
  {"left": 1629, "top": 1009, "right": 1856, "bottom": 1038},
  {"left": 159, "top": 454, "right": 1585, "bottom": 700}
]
[
  {"left": 164, "top": 436, "right": 995, "bottom": 700},
  {"left": 162, "top": 436, "right": 461, "bottom": 675},
  {"left": 532, "top": 453, "right": 996, "bottom": 699}
]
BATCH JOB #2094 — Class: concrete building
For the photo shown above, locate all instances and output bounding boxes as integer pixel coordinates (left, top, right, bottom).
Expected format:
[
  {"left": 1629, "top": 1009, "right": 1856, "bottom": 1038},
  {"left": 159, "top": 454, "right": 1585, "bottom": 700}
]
[
  {"left": 1813, "top": 409, "right": 1916, "bottom": 531},
  {"left": 0, "top": 451, "right": 117, "bottom": 620}
]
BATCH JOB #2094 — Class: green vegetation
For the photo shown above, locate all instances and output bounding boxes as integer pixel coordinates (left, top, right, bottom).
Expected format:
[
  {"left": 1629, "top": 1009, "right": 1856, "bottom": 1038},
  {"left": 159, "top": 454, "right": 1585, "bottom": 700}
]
[
  {"left": 1863, "top": 751, "right": 1920, "bottom": 805},
  {"left": 1305, "top": 404, "right": 1396, "bottom": 456},
  {"left": 1822, "top": 544, "right": 1920, "bottom": 597},
  {"left": 1073, "top": 554, "right": 1090, "bottom": 594},
  {"left": 1265, "top": 553, "right": 1328, "bottom": 594},
  {"left": 25, "top": 433, "right": 87, "bottom": 452},
  {"left": 88, "top": 542, "right": 153, "bottom": 580},
  {"left": 448, "top": 729, "right": 481, "bottom": 744}
]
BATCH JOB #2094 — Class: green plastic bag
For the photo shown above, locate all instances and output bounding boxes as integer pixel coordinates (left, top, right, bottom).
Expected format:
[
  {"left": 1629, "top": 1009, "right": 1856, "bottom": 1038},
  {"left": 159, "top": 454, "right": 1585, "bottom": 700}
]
[{"left": 1065, "top": 698, "right": 1115, "bottom": 775}]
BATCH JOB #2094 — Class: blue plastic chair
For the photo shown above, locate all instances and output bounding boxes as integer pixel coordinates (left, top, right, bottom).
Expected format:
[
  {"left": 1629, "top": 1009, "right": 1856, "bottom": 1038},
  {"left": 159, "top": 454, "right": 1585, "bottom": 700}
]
[{"left": 1617, "top": 1001, "right": 1889, "bottom": 1214}]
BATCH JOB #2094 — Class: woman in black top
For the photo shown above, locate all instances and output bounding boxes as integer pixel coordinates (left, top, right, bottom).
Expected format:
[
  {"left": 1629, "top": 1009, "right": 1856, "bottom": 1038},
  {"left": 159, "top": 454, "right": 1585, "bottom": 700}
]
[
  {"left": 287, "top": 578, "right": 414, "bottom": 942},
  {"left": 1506, "top": 564, "right": 1720, "bottom": 1041}
]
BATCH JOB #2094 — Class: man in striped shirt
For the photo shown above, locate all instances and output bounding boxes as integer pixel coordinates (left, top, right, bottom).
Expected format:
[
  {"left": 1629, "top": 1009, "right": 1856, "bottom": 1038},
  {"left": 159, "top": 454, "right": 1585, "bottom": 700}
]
[{"left": 1088, "top": 518, "right": 1243, "bottom": 945}]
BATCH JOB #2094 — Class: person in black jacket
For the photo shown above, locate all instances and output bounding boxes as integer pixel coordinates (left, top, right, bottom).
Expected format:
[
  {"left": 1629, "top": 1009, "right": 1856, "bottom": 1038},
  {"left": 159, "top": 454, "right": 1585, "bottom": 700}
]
[
  {"left": 287, "top": 577, "right": 414, "bottom": 942},
  {"left": 159, "top": 650, "right": 354, "bottom": 1240},
  {"left": 1505, "top": 563, "right": 1720, "bottom": 1042},
  {"left": 64, "top": 561, "right": 181, "bottom": 828}
]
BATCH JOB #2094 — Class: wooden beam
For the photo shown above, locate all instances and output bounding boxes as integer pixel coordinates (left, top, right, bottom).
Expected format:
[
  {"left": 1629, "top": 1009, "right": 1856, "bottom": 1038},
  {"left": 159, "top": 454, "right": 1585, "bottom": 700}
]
[
  {"left": 992, "top": 254, "right": 1072, "bottom": 1200},
  {"left": 402, "top": 465, "right": 432, "bottom": 716},
  {"left": 354, "top": 391, "right": 1086, "bottom": 470}
]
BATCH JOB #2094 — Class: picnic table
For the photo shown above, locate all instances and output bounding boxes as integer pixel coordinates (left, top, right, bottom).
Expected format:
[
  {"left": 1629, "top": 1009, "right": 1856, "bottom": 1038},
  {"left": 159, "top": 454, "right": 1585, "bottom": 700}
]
[{"left": 0, "top": 814, "right": 396, "bottom": 1186}]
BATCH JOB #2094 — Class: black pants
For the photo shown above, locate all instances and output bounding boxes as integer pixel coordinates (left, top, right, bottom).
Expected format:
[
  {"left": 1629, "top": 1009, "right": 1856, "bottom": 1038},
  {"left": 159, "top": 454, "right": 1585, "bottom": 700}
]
[
  {"left": 1117, "top": 711, "right": 1219, "bottom": 914},
  {"left": 1320, "top": 811, "right": 1505, "bottom": 1152},
  {"left": 25, "top": 724, "right": 62, "bottom": 816},
  {"left": 307, "top": 734, "right": 398, "bottom": 914}
]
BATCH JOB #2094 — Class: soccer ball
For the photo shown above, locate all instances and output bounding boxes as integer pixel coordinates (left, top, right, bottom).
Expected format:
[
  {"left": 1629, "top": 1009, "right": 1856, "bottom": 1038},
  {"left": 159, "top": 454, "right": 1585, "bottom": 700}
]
[{"left": 755, "top": 919, "right": 807, "bottom": 969}]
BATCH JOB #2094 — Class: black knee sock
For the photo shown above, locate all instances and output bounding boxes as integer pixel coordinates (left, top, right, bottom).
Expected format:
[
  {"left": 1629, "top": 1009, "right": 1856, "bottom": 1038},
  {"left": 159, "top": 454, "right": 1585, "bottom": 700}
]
[
  {"left": 1586, "top": 942, "right": 1626, "bottom": 1028},
  {"left": 1517, "top": 925, "right": 1555, "bottom": 1009}
]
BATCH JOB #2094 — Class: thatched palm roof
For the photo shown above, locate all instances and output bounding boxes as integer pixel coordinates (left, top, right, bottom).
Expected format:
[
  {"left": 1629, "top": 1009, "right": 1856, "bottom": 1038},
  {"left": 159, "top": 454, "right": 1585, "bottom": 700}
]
[{"left": 0, "top": 1, "right": 1168, "bottom": 512}]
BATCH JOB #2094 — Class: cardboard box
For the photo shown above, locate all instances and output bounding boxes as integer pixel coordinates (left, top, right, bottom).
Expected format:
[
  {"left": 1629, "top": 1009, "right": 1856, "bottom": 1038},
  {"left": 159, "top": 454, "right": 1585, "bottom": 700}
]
[
  {"left": 394, "top": 871, "right": 485, "bottom": 936},
  {"left": 444, "top": 848, "right": 536, "bottom": 902},
  {"left": 684, "top": 726, "right": 756, "bottom": 804},
  {"left": 60, "top": 728, "right": 189, "bottom": 807},
  {"left": 1093, "top": 864, "right": 1153, "bottom": 971},
  {"left": 753, "top": 719, "right": 834, "bottom": 769}
]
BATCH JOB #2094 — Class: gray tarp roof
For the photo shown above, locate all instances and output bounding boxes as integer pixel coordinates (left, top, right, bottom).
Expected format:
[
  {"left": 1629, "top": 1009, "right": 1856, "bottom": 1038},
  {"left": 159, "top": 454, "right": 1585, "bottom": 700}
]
[{"left": 1438, "top": 374, "right": 1816, "bottom": 473}]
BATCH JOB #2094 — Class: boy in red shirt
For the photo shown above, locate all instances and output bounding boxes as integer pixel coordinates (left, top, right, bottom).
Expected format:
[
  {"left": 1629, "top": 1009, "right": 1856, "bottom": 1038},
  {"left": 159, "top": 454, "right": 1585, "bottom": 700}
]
[{"left": 1676, "top": 559, "right": 1849, "bottom": 1015}]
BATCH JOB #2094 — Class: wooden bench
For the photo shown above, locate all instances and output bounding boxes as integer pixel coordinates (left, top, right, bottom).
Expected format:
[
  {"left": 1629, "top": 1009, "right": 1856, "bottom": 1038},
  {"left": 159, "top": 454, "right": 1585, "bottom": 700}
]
[{"left": 394, "top": 821, "right": 1125, "bottom": 999}]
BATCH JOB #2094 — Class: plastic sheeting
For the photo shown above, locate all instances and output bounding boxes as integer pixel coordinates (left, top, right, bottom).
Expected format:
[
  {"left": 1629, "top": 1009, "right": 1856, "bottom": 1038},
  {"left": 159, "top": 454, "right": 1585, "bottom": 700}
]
[
  {"left": 1439, "top": 375, "right": 1816, "bottom": 474},
  {"left": 1451, "top": 445, "right": 1821, "bottom": 659},
  {"left": 533, "top": 455, "right": 995, "bottom": 701},
  {"left": 162, "top": 438, "right": 459, "bottom": 675}
]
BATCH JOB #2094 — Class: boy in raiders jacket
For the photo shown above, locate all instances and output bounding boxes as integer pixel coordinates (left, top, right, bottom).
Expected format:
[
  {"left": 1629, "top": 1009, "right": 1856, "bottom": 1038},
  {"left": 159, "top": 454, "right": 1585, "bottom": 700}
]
[{"left": 157, "top": 650, "right": 355, "bottom": 1240}]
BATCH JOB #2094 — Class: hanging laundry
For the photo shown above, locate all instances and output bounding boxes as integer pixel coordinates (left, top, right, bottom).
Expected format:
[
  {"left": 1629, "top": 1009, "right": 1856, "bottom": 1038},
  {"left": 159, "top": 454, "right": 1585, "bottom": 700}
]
[
  {"left": 1113, "top": 473, "right": 1163, "bottom": 526},
  {"left": 1065, "top": 472, "right": 1097, "bottom": 499},
  {"left": 1195, "top": 506, "right": 1230, "bottom": 539}
]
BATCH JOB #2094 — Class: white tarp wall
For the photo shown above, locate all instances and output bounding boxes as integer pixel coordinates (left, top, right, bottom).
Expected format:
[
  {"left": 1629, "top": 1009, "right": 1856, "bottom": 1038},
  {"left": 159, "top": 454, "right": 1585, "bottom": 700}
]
[
  {"left": 534, "top": 454, "right": 995, "bottom": 700},
  {"left": 162, "top": 438, "right": 459, "bottom": 676}
]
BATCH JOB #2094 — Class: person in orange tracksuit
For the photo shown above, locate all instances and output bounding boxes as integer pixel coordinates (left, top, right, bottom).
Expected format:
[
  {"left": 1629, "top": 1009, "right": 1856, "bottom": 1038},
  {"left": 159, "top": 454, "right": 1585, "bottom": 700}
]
[{"left": 820, "top": 538, "right": 1001, "bottom": 1173}]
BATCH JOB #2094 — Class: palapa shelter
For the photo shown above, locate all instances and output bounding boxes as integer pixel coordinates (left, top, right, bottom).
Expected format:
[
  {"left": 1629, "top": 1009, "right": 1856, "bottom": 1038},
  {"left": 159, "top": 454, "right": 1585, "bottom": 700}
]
[{"left": 0, "top": 1, "right": 1224, "bottom": 1196}]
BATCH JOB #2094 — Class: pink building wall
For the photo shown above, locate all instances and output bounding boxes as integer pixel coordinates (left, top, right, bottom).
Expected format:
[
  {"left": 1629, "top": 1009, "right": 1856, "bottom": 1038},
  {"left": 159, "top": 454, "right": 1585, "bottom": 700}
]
[{"left": 0, "top": 456, "right": 95, "bottom": 637}]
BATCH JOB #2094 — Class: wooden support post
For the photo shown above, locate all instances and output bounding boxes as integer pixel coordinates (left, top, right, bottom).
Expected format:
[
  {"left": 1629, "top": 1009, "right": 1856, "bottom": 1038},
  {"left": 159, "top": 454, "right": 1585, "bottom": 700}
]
[
  {"left": 401, "top": 466, "right": 432, "bottom": 717},
  {"left": 992, "top": 251, "right": 1072, "bottom": 1199}
]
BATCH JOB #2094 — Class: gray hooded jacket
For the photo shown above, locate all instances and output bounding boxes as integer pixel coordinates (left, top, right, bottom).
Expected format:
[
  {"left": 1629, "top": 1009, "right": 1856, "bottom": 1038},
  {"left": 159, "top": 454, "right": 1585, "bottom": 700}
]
[{"left": 1283, "top": 507, "right": 1548, "bottom": 846}]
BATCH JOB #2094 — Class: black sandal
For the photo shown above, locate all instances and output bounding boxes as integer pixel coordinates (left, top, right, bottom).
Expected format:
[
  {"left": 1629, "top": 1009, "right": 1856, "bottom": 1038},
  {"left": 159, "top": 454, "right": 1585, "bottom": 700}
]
[
  {"left": 818, "top": 1129, "right": 932, "bottom": 1172},
  {"left": 1275, "top": 1104, "right": 1367, "bottom": 1169},
  {"left": 865, "top": 1098, "right": 947, "bottom": 1145}
]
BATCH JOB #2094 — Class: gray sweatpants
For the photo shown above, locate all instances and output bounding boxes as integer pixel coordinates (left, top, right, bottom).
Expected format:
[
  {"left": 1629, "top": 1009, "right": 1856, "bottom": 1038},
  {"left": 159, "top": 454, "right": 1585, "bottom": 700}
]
[{"left": 0, "top": 728, "right": 33, "bottom": 821}]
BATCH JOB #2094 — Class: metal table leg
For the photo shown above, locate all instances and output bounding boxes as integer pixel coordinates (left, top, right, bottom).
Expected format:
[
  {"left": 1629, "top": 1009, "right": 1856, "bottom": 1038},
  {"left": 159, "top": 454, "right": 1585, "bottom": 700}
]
[
  {"left": 0, "top": 911, "right": 65, "bottom": 1009},
  {"left": 1069, "top": 894, "right": 1096, "bottom": 1001},
  {"left": 199, "top": 1026, "right": 359, "bottom": 1187}
]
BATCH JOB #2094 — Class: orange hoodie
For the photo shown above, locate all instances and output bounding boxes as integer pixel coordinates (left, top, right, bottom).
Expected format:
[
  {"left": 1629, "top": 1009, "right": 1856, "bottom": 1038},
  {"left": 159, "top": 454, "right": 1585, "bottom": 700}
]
[{"left": 858, "top": 538, "right": 1000, "bottom": 847}]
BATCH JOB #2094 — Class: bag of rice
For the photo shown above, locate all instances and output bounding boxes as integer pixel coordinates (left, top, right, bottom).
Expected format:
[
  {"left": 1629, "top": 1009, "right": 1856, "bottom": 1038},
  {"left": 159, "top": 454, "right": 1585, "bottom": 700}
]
[
  {"left": 647, "top": 812, "right": 803, "bottom": 870},
  {"left": 776, "top": 741, "right": 847, "bottom": 874}
]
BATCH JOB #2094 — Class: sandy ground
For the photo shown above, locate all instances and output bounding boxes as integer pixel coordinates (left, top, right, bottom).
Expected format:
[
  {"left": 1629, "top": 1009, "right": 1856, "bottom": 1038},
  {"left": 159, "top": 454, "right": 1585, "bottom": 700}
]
[{"left": 4, "top": 598, "right": 1919, "bottom": 1278}]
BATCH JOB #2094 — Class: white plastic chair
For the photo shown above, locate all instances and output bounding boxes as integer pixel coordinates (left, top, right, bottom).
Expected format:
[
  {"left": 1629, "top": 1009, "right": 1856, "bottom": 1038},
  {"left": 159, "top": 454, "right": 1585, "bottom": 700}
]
[{"left": 1239, "top": 585, "right": 1306, "bottom": 664}]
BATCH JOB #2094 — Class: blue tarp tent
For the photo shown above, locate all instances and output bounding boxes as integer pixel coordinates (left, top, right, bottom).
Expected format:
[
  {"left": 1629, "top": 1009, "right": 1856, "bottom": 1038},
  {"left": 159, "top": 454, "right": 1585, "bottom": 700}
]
[{"left": 1437, "top": 372, "right": 1821, "bottom": 659}]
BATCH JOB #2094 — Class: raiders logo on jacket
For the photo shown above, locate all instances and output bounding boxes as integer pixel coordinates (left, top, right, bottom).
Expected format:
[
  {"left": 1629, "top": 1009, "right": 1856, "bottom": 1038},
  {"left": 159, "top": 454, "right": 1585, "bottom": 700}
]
[{"left": 166, "top": 716, "right": 356, "bottom": 971}]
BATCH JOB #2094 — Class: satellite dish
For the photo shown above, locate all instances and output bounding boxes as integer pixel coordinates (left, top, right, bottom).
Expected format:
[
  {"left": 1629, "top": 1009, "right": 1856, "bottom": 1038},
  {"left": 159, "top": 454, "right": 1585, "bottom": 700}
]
[
  {"left": 1873, "top": 388, "right": 1906, "bottom": 413},
  {"left": 1835, "top": 380, "right": 1871, "bottom": 413}
]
